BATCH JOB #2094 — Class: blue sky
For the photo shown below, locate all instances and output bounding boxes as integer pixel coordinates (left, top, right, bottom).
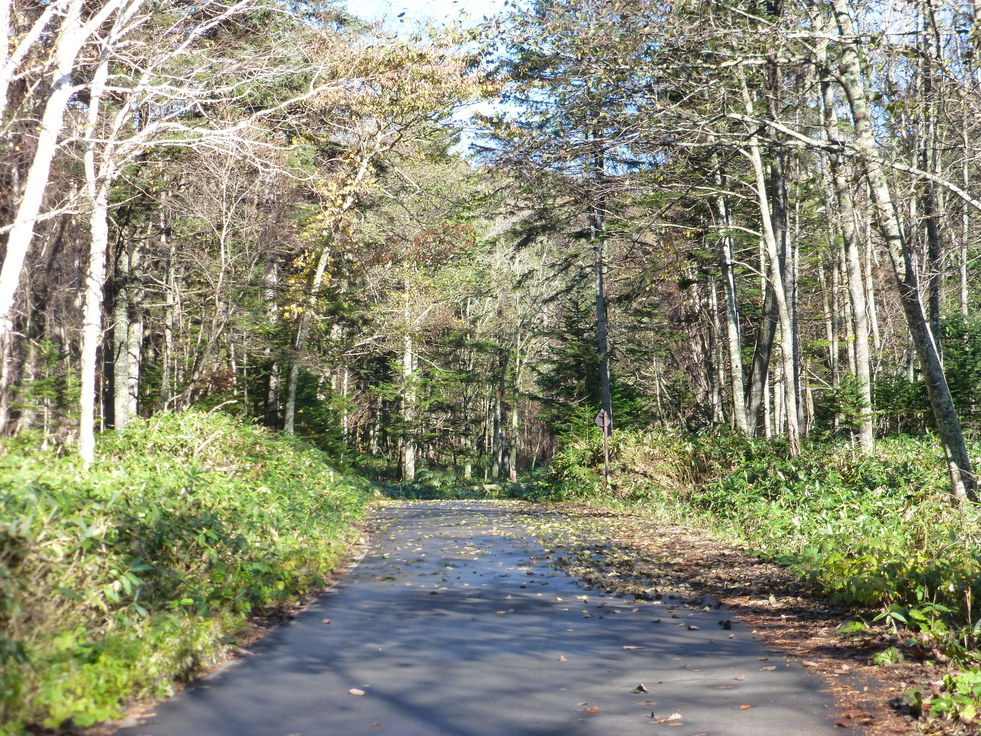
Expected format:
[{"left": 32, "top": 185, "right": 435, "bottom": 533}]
[{"left": 344, "top": 0, "right": 507, "bottom": 27}]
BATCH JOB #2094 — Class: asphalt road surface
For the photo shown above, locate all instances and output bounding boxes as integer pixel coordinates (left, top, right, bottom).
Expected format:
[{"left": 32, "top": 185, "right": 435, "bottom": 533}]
[{"left": 128, "top": 500, "right": 848, "bottom": 736}]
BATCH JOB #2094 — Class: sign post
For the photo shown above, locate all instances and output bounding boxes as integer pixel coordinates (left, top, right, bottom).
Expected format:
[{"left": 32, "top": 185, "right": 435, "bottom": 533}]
[{"left": 594, "top": 408, "right": 611, "bottom": 489}]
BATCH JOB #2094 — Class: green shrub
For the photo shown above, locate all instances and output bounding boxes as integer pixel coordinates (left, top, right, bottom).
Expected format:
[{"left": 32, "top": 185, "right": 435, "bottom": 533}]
[{"left": 538, "top": 429, "right": 981, "bottom": 644}]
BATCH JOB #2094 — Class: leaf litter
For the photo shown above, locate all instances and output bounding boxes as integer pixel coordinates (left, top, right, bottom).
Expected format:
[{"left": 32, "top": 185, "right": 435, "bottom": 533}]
[{"left": 522, "top": 502, "right": 940, "bottom": 736}]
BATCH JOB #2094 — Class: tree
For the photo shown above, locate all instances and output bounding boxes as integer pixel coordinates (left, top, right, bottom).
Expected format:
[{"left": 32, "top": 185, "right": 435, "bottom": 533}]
[
  {"left": 821, "top": 0, "right": 975, "bottom": 499},
  {"left": 482, "top": 0, "right": 659, "bottom": 434}
]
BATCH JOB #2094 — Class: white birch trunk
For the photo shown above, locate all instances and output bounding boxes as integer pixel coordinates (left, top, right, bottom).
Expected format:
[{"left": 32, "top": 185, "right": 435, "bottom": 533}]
[
  {"left": 741, "top": 76, "right": 801, "bottom": 455},
  {"left": 401, "top": 332, "right": 416, "bottom": 482},
  {"left": 830, "top": 0, "right": 974, "bottom": 498},
  {"left": 818, "top": 57, "right": 875, "bottom": 450},
  {"left": 79, "top": 191, "right": 111, "bottom": 464},
  {"left": 0, "top": 0, "right": 127, "bottom": 341},
  {"left": 113, "top": 251, "right": 132, "bottom": 427},
  {"left": 962, "top": 118, "right": 971, "bottom": 318},
  {"left": 712, "top": 153, "right": 749, "bottom": 433}
]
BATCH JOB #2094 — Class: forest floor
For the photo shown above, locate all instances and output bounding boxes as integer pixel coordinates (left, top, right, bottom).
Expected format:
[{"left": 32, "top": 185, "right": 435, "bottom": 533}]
[{"left": 529, "top": 502, "right": 967, "bottom": 736}]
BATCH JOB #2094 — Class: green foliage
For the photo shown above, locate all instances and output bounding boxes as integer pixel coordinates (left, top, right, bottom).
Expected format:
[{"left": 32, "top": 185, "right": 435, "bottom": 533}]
[
  {"left": 539, "top": 429, "right": 981, "bottom": 655},
  {"left": 10, "top": 339, "right": 80, "bottom": 434},
  {"left": 908, "top": 668, "right": 981, "bottom": 725},
  {"left": 812, "top": 373, "right": 868, "bottom": 434},
  {"left": 290, "top": 369, "right": 350, "bottom": 458},
  {"left": 867, "top": 309, "right": 981, "bottom": 437},
  {"left": 870, "top": 646, "right": 904, "bottom": 665},
  {"left": 941, "top": 315, "right": 981, "bottom": 437},
  {"left": 379, "top": 467, "right": 551, "bottom": 501},
  {"left": 0, "top": 411, "right": 371, "bottom": 734},
  {"left": 874, "top": 373, "right": 931, "bottom": 435},
  {"left": 540, "top": 426, "right": 697, "bottom": 502}
]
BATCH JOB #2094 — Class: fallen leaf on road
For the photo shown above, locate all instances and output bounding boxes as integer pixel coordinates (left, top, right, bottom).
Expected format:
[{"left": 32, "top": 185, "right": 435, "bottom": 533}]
[
  {"left": 348, "top": 688, "right": 366, "bottom": 696},
  {"left": 654, "top": 712, "right": 682, "bottom": 723},
  {"left": 738, "top": 705, "right": 752, "bottom": 710},
  {"left": 837, "top": 712, "right": 874, "bottom": 726},
  {"left": 321, "top": 619, "right": 331, "bottom": 624},
  {"left": 582, "top": 706, "right": 599, "bottom": 713}
]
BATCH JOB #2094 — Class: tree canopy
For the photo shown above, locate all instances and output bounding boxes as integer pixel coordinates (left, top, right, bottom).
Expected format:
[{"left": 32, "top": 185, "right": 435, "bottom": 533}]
[{"left": 5, "top": 0, "right": 981, "bottom": 494}]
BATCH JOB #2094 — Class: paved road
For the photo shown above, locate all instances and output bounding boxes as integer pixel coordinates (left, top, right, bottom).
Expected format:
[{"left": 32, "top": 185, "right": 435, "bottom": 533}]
[{"left": 130, "top": 501, "right": 847, "bottom": 736}]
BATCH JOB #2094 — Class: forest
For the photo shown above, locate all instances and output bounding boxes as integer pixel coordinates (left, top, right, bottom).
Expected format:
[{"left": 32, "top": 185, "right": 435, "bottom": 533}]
[{"left": 6, "top": 0, "right": 981, "bottom": 731}]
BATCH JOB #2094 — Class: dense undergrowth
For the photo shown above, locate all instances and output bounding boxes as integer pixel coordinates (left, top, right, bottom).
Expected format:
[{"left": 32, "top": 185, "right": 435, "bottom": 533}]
[
  {"left": 544, "top": 430, "right": 977, "bottom": 617},
  {"left": 541, "top": 428, "right": 981, "bottom": 723},
  {"left": 0, "top": 411, "right": 372, "bottom": 735}
]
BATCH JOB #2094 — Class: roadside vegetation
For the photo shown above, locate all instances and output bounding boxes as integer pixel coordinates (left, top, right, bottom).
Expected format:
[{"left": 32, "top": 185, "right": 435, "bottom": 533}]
[
  {"left": 0, "top": 411, "right": 371, "bottom": 734},
  {"left": 539, "top": 428, "right": 981, "bottom": 728},
  {"left": 9, "top": 0, "right": 981, "bottom": 732}
]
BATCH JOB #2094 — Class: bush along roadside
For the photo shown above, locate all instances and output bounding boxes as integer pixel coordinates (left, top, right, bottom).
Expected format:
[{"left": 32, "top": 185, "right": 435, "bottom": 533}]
[
  {"left": 539, "top": 429, "right": 981, "bottom": 730},
  {"left": 0, "top": 411, "right": 373, "bottom": 735}
]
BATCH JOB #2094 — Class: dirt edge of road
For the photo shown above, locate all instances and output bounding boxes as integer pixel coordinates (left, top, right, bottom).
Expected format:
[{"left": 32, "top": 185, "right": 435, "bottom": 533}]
[{"left": 528, "top": 502, "right": 964, "bottom": 736}]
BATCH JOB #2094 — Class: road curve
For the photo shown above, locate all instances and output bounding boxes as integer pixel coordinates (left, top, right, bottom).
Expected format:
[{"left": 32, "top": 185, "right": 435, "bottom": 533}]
[{"left": 128, "top": 500, "right": 848, "bottom": 736}]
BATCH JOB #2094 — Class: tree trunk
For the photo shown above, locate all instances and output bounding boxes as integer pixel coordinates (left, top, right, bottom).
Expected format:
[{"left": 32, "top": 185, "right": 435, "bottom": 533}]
[
  {"left": 713, "top": 153, "right": 749, "bottom": 433},
  {"left": 817, "top": 257, "right": 839, "bottom": 384},
  {"left": 741, "top": 75, "right": 801, "bottom": 455},
  {"left": 829, "top": 0, "right": 974, "bottom": 499},
  {"left": 819, "top": 61, "right": 874, "bottom": 451},
  {"left": 746, "top": 247, "right": 778, "bottom": 436},
  {"left": 707, "top": 278, "right": 723, "bottom": 425},
  {"left": 594, "top": 238, "right": 613, "bottom": 427},
  {"left": 160, "top": 205, "right": 176, "bottom": 411},
  {"left": 961, "top": 119, "right": 971, "bottom": 318},
  {"left": 865, "top": 221, "right": 882, "bottom": 361},
  {"left": 112, "top": 242, "right": 143, "bottom": 428},
  {"left": 0, "top": 0, "right": 127, "bottom": 341},
  {"left": 79, "top": 191, "right": 111, "bottom": 464},
  {"left": 491, "top": 351, "right": 509, "bottom": 481},
  {"left": 400, "top": 332, "right": 416, "bottom": 482},
  {"left": 589, "top": 135, "right": 613, "bottom": 430},
  {"left": 509, "top": 342, "right": 523, "bottom": 482},
  {"left": 771, "top": 147, "right": 805, "bottom": 437}
]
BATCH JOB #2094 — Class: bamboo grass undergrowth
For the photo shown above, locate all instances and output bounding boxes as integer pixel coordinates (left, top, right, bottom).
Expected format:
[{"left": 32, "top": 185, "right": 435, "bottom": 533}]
[
  {"left": 540, "top": 430, "right": 981, "bottom": 660},
  {"left": 0, "top": 411, "right": 373, "bottom": 734}
]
